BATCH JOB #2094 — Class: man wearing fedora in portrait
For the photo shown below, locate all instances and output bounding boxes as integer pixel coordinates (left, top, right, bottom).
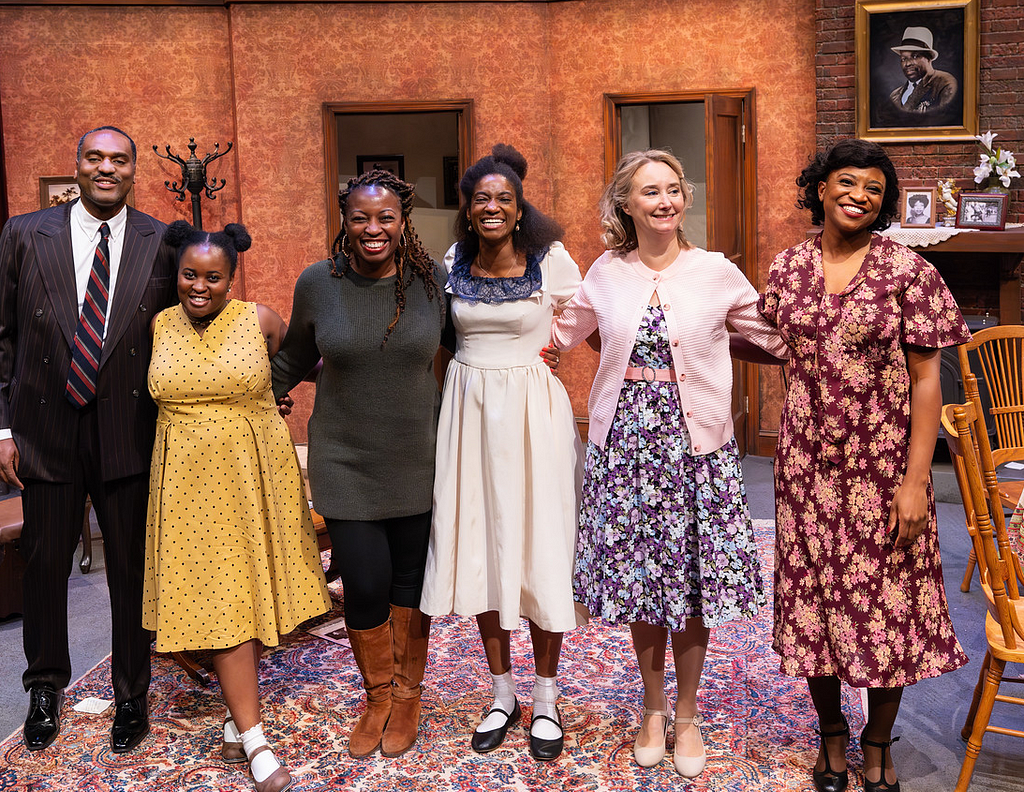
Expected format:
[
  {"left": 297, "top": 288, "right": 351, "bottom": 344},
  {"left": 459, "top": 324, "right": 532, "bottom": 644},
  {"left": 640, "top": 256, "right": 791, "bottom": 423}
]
[{"left": 888, "top": 25, "right": 958, "bottom": 114}]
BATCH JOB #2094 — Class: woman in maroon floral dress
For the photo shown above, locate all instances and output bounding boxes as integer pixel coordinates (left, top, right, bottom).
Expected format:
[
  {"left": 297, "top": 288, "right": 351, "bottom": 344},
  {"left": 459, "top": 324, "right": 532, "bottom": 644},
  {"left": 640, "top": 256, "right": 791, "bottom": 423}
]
[{"left": 760, "top": 139, "right": 970, "bottom": 792}]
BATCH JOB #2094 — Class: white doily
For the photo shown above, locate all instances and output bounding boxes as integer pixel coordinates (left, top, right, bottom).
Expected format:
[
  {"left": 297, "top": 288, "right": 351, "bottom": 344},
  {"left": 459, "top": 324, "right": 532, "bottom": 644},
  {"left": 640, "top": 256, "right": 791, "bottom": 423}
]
[{"left": 881, "top": 222, "right": 1023, "bottom": 248}]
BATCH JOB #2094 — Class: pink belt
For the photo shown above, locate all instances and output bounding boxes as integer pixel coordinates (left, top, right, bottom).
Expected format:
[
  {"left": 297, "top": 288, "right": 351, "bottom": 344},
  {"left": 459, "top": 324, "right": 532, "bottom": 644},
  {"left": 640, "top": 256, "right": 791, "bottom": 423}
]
[{"left": 623, "top": 366, "right": 677, "bottom": 383}]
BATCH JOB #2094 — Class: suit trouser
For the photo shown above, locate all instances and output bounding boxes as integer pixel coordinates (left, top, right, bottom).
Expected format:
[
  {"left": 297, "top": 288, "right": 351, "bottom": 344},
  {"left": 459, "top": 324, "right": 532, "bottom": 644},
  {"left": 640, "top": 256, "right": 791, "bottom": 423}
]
[{"left": 20, "top": 400, "right": 151, "bottom": 704}]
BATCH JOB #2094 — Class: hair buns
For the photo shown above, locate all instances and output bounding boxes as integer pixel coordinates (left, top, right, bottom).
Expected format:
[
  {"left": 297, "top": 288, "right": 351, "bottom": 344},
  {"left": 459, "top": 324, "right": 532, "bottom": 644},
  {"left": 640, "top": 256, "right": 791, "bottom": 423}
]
[
  {"left": 490, "top": 143, "right": 528, "bottom": 181},
  {"left": 162, "top": 219, "right": 195, "bottom": 249},
  {"left": 223, "top": 223, "right": 252, "bottom": 253}
]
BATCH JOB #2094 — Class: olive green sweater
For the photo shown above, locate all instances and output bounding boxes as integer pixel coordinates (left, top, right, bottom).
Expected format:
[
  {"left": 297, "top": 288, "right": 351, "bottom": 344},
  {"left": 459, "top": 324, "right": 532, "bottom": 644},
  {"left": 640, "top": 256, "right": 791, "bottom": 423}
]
[{"left": 272, "top": 259, "right": 450, "bottom": 520}]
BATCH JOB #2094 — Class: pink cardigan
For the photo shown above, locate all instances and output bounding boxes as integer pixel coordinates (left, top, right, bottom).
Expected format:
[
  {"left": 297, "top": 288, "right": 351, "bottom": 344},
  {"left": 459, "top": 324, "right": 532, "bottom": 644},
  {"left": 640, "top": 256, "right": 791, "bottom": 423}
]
[{"left": 552, "top": 246, "right": 787, "bottom": 454}]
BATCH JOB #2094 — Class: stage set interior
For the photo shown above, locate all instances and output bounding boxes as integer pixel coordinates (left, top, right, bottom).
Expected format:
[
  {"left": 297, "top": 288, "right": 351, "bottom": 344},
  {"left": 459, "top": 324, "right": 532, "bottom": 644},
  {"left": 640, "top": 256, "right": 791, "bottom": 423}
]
[{"left": 0, "top": 1, "right": 1022, "bottom": 791}]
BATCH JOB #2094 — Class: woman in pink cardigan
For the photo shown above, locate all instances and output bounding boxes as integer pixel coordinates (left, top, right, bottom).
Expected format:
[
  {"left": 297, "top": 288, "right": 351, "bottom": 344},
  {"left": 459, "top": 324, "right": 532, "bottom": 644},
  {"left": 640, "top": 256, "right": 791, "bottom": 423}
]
[{"left": 552, "top": 149, "right": 786, "bottom": 778}]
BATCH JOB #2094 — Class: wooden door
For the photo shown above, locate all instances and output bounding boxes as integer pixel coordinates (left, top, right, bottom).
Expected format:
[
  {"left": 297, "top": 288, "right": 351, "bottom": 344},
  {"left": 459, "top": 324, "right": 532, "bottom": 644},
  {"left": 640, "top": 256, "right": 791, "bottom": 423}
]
[{"left": 704, "top": 93, "right": 754, "bottom": 455}]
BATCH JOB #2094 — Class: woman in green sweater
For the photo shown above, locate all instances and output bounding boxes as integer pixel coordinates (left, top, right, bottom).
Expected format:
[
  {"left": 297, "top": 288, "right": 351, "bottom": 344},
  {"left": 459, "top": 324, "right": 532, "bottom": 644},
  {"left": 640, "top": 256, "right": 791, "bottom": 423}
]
[{"left": 272, "top": 170, "right": 451, "bottom": 759}]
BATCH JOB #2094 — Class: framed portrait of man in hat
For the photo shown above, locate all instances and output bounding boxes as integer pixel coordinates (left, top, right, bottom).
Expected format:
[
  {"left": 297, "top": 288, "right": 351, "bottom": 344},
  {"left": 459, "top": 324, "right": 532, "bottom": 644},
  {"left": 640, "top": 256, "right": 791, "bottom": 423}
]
[{"left": 855, "top": 0, "right": 979, "bottom": 142}]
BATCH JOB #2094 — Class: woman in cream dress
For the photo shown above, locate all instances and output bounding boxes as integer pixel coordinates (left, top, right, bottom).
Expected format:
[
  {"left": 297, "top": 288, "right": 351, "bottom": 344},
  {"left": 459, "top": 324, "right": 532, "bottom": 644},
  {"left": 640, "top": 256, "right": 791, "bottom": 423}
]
[{"left": 421, "top": 144, "right": 582, "bottom": 761}]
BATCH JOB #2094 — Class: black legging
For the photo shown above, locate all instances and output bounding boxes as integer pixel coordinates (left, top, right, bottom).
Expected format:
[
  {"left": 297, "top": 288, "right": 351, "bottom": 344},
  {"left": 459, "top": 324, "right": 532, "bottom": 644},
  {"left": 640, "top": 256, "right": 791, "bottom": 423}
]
[{"left": 325, "top": 510, "right": 431, "bottom": 630}]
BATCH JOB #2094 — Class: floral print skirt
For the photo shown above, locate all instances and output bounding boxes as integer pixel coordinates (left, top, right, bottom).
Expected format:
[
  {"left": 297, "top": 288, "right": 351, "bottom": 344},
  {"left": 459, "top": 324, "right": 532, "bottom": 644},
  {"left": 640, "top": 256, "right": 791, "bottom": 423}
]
[{"left": 573, "top": 306, "right": 766, "bottom": 631}]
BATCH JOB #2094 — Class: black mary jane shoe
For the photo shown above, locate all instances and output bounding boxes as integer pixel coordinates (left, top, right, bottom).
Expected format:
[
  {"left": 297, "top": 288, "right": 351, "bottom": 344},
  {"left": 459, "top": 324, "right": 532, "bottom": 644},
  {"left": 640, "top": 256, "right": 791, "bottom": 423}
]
[
  {"left": 529, "top": 709, "right": 564, "bottom": 762},
  {"left": 471, "top": 698, "right": 521, "bottom": 753},
  {"left": 24, "top": 686, "right": 64, "bottom": 751},
  {"left": 861, "top": 732, "right": 901, "bottom": 792},
  {"left": 813, "top": 717, "right": 850, "bottom": 792}
]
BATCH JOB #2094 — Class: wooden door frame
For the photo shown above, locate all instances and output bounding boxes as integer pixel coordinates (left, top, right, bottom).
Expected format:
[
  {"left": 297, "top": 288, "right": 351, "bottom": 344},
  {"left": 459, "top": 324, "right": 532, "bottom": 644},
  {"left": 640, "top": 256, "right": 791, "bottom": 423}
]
[
  {"left": 602, "top": 89, "right": 765, "bottom": 454},
  {"left": 321, "top": 99, "right": 474, "bottom": 253}
]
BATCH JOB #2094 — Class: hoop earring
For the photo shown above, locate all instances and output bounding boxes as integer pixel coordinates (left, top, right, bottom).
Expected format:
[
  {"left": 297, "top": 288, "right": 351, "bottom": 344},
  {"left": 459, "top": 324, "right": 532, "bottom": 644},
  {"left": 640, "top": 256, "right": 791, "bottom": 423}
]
[{"left": 341, "top": 232, "right": 353, "bottom": 259}]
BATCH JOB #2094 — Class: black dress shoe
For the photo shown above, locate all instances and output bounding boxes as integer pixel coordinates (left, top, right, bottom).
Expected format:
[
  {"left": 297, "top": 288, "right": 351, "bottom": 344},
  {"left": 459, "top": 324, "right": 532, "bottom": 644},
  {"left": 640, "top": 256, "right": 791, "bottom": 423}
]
[
  {"left": 529, "top": 710, "right": 564, "bottom": 761},
  {"left": 111, "top": 697, "right": 150, "bottom": 753},
  {"left": 470, "top": 698, "right": 520, "bottom": 753},
  {"left": 24, "top": 686, "right": 64, "bottom": 751}
]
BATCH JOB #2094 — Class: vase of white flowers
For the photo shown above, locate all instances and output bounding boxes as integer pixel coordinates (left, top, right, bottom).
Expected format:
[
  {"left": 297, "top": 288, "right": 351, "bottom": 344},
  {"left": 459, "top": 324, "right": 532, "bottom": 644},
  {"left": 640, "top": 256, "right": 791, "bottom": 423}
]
[{"left": 974, "top": 131, "right": 1019, "bottom": 194}]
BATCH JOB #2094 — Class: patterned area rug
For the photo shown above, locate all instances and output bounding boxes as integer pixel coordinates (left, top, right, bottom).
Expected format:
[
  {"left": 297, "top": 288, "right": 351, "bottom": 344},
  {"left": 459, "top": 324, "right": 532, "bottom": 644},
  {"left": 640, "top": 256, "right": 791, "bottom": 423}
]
[{"left": 0, "top": 520, "right": 864, "bottom": 791}]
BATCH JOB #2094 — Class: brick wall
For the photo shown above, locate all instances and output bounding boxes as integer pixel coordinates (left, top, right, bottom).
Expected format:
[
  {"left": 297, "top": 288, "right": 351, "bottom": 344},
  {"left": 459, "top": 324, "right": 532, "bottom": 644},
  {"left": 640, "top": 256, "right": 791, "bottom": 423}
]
[{"left": 815, "top": 0, "right": 1022, "bottom": 223}]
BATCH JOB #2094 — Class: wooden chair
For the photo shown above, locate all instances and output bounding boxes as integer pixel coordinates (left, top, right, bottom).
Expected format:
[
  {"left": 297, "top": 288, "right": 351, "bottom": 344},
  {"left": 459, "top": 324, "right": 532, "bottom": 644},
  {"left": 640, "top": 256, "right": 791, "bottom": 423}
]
[
  {"left": 942, "top": 400, "right": 1024, "bottom": 792},
  {"left": 941, "top": 410, "right": 985, "bottom": 593},
  {"left": 962, "top": 363, "right": 1024, "bottom": 579},
  {"left": 958, "top": 325, "right": 1024, "bottom": 512}
]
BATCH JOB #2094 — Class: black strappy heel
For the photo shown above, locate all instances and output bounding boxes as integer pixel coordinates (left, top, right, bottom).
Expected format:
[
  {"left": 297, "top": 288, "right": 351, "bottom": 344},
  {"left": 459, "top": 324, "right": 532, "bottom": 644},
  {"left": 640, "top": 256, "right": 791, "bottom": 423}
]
[
  {"left": 813, "top": 717, "right": 850, "bottom": 792},
  {"left": 861, "top": 731, "right": 901, "bottom": 792}
]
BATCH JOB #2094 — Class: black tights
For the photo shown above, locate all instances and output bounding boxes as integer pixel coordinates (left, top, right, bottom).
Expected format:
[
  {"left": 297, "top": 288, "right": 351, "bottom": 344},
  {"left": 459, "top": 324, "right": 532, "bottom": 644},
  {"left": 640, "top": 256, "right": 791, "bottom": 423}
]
[{"left": 326, "top": 511, "right": 431, "bottom": 630}]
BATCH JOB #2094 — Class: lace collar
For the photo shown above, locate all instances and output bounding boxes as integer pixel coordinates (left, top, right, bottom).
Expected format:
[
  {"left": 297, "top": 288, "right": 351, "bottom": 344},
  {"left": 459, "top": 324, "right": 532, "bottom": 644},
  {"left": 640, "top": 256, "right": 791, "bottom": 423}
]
[{"left": 447, "top": 245, "right": 547, "bottom": 304}]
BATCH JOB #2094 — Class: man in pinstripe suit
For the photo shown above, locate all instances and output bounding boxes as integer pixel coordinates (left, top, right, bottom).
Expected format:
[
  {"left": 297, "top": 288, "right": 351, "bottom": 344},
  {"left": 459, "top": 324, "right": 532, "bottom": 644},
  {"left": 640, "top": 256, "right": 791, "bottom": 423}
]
[{"left": 0, "top": 127, "right": 177, "bottom": 752}]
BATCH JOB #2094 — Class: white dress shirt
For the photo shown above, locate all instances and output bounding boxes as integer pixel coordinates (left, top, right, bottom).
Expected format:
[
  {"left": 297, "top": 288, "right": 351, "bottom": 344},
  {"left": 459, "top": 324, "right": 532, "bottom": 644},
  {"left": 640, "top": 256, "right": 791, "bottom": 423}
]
[{"left": 71, "top": 198, "right": 127, "bottom": 329}]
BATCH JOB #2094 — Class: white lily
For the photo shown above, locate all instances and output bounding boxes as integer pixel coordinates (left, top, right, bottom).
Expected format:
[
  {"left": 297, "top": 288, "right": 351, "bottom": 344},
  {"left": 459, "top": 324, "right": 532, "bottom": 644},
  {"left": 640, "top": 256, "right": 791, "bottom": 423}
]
[
  {"left": 973, "top": 132, "right": 1019, "bottom": 187},
  {"left": 999, "top": 165, "right": 1021, "bottom": 188},
  {"left": 976, "top": 130, "right": 998, "bottom": 151}
]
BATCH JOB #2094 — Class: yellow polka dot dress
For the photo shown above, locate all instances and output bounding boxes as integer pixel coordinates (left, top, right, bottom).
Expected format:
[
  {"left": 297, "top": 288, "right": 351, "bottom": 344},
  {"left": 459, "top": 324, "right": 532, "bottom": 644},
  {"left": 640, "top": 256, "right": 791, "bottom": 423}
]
[{"left": 143, "top": 300, "right": 330, "bottom": 652}]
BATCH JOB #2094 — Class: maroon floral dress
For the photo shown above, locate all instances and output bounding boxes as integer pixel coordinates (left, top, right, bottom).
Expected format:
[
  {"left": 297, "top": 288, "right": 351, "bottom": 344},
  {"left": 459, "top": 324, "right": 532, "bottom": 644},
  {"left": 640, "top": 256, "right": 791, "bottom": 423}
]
[{"left": 760, "top": 234, "right": 971, "bottom": 687}]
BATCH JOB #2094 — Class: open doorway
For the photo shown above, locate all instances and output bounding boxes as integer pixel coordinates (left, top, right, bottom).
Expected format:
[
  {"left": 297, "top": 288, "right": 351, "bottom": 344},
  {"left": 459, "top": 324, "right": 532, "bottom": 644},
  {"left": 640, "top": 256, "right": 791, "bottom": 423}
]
[
  {"left": 321, "top": 101, "right": 474, "bottom": 261},
  {"left": 603, "top": 89, "right": 759, "bottom": 454}
]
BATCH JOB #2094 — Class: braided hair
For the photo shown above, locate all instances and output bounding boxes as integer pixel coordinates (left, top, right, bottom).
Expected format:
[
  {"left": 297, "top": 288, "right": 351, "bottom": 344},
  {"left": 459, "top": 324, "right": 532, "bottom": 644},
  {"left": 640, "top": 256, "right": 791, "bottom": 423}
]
[
  {"left": 330, "top": 170, "right": 442, "bottom": 347},
  {"left": 163, "top": 220, "right": 251, "bottom": 274}
]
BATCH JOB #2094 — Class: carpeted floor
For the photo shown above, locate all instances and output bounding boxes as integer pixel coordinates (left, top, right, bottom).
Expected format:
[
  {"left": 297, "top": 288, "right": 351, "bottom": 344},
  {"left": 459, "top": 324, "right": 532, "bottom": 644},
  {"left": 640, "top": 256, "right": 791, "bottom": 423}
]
[{"left": 0, "top": 520, "right": 878, "bottom": 791}]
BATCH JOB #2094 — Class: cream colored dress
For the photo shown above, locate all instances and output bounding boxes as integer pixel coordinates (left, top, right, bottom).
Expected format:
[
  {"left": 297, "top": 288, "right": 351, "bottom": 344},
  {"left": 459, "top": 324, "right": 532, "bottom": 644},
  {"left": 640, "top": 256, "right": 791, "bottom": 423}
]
[
  {"left": 143, "top": 300, "right": 330, "bottom": 652},
  {"left": 421, "top": 242, "right": 584, "bottom": 632}
]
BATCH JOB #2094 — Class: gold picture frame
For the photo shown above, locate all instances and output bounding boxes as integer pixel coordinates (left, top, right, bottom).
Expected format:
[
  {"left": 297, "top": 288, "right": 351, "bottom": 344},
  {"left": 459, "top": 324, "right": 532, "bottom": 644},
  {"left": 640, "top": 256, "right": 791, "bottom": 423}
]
[{"left": 855, "top": 0, "right": 979, "bottom": 142}]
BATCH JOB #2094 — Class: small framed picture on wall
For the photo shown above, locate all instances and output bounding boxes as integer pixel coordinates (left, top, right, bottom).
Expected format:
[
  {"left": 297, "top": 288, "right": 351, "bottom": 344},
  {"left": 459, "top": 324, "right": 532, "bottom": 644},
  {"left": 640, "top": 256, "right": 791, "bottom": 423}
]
[
  {"left": 39, "top": 176, "right": 134, "bottom": 210},
  {"left": 955, "top": 192, "right": 1008, "bottom": 231},
  {"left": 901, "top": 187, "right": 936, "bottom": 227},
  {"left": 39, "top": 176, "right": 80, "bottom": 209},
  {"left": 356, "top": 155, "right": 405, "bottom": 181}
]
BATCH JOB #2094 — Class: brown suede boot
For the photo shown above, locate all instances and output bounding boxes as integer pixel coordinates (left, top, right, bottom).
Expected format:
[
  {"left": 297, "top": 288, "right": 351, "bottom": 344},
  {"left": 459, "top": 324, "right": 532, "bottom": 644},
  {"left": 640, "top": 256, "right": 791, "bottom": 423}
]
[
  {"left": 347, "top": 619, "right": 393, "bottom": 758},
  {"left": 381, "top": 605, "right": 431, "bottom": 757}
]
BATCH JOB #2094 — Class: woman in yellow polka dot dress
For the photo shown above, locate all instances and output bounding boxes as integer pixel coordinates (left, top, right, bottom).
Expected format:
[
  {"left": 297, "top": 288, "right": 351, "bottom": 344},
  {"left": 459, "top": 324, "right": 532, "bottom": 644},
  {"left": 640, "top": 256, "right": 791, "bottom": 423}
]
[{"left": 143, "top": 221, "right": 330, "bottom": 792}]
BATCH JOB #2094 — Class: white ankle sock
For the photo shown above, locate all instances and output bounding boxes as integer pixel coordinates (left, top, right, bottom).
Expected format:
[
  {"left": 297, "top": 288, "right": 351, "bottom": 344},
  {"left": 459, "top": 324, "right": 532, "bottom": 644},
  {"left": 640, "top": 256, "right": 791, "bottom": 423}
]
[
  {"left": 531, "top": 674, "right": 561, "bottom": 740},
  {"left": 476, "top": 670, "right": 516, "bottom": 732},
  {"left": 224, "top": 709, "right": 240, "bottom": 743},
  {"left": 239, "top": 723, "right": 280, "bottom": 783}
]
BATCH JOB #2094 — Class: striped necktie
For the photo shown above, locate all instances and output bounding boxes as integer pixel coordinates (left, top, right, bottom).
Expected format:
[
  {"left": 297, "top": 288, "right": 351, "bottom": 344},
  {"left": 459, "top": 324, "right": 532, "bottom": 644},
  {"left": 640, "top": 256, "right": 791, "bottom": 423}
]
[{"left": 66, "top": 222, "right": 111, "bottom": 407}]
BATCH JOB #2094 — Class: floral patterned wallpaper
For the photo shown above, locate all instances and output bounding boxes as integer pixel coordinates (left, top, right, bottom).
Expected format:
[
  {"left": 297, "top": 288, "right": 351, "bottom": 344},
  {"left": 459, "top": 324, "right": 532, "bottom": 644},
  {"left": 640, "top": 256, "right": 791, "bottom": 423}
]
[{"left": 0, "top": 0, "right": 817, "bottom": 442}]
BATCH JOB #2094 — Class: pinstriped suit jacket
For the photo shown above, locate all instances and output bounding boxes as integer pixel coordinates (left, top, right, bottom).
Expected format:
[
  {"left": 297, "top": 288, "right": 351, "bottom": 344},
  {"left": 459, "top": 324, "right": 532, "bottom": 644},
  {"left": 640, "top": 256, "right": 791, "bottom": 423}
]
[{"left": 0, "top": 200, "right": 178, "bottom": 482}]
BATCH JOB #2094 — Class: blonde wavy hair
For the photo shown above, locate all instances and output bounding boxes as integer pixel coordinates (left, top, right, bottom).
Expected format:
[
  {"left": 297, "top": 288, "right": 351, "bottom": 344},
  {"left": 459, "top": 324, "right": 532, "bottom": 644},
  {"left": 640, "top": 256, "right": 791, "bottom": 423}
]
[{"left": 598, "top": 149, "right": 694, "bottom": 253}]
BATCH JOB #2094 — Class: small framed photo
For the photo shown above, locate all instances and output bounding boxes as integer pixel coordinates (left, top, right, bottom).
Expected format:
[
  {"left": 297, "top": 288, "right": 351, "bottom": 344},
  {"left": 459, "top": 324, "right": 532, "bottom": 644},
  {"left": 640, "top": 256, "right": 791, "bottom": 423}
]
[
  {"left": 38, "top": 176, "right": 135, "bottom": 211},
  {"left": 39, "top": 176, "right": 80, "bottom": 209},
  {"left": 901, "top": 187, "right": 936, "bottom": 227},
  {"left": 955, "top": 192, "right": 1008, "bottom": 231},
  {"left": 355, "top": 154, "right": 405, "bottom": 180}
]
